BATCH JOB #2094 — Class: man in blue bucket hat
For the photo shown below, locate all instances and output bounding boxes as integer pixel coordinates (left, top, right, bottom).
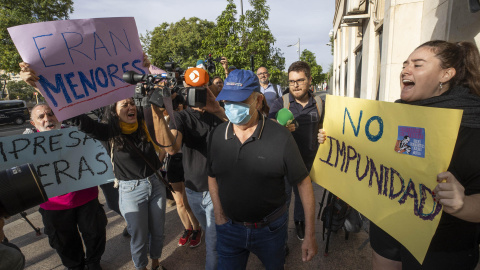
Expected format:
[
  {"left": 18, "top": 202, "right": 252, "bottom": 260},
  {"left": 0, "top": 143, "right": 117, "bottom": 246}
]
[{"left": 207, "top": 69, "right": 318, "bottom": 269}]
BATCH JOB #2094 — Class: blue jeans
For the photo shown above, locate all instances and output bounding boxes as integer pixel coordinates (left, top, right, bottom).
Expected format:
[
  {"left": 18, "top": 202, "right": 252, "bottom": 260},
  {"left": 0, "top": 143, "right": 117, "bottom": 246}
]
[
  {"left": 285, "top": 178, "right": 305, "bottom": 222},
  {"left": 216, "top": 212, "right": 288, "bottom": 270},
  {"left": 185, "top": 188, "right": 217, "bottom": 270},
  {"left": 119, "top": 175, "right": 166, "bottom": 270}
]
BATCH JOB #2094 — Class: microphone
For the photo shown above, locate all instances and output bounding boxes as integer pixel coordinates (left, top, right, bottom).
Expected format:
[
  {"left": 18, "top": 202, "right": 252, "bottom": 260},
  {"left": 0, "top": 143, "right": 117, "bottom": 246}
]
[
  {"left": 185, "top": 68, "right": 209, "bottom": 87},
  {"left": 276, "top": 108, "right": 294, "bottom": 126}
]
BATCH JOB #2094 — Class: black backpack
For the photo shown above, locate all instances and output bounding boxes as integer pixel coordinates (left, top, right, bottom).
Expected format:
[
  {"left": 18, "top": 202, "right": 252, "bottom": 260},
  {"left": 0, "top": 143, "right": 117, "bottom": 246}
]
[{"left": 319, "top": 191, "right": 366, "bottom": 255}]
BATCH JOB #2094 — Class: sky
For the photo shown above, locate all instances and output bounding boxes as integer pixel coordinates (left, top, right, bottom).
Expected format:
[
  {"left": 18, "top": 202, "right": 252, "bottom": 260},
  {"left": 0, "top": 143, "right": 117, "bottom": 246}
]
[{"left": 69, "top": 0, "right": 335, "bottom": 72}]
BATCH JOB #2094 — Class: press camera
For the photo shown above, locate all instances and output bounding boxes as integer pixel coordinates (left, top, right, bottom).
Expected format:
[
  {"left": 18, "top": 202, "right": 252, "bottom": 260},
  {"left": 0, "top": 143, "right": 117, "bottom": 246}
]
[{"left": 123, "top": 62, "right": 207, "bottom": 108}]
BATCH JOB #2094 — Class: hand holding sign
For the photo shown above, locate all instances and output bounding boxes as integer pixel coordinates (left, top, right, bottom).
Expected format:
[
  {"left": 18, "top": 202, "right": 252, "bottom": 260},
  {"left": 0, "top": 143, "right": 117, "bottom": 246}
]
[
  {"left": 310, "top": 95, "right": 463, "bottom": 263},
  {"left": 19, "top": 62, "right": 40, "bottom": 90},
  {"left": 318, "top": 129, "right": 326, "bottom": 144},
  {"left": 434, "top": 171, "right": 465, "bottom": 215},
  {"left": 9, "top": 17, "right": 147, "bottom": 121}
]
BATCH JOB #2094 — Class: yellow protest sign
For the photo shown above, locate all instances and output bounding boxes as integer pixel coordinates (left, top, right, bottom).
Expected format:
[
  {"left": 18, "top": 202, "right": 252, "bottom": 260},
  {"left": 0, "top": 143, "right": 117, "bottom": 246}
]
[{"left": 310, "top": 95, "right": 462, "bottom": 264}]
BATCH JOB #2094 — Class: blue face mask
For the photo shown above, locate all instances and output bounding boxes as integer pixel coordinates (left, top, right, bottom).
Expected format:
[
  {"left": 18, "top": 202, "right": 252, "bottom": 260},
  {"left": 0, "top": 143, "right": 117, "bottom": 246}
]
[{"left": 224, "top": 101, "right": 252, "bottom": 125}]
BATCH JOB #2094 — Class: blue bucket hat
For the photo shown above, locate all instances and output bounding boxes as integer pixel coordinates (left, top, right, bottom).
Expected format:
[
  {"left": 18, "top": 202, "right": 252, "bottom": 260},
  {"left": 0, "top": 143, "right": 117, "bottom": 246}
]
[{"left": 216, "top": 69, "right": 260, "bottom": 102}]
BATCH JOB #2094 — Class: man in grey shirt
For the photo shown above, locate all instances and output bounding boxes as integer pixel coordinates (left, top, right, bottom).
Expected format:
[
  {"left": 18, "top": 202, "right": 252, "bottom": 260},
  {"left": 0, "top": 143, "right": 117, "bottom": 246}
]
[{"left": 256, "top": 67, "right": 282, "bottom": 107}]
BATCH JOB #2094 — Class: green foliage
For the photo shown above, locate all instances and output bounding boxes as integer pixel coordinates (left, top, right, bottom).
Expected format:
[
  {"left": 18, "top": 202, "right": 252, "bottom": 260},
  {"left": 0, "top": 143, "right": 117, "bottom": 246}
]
[
  {"left": 198, "top": 0, "right": 241, "bottom": 76},
  {"left": 198, "top": 0, "right": 285, "bottom": 80},
  {"left": 143, "top": 17, "right": 215, "bottom": 70},
  {"left": 142, "top": 0, "right": 285, "bottom": 82},
  {"left": 269, "top": 69, "right": 288, "bottom": 88},
  {"left": 6, "top": 80, "right": 36, "bottom": 100},
  {"left": 300, "top": 49, "right": 324, "bottom": 86},
  {"left": 0, "top": 0, "right": 74, "bottom": 73}
]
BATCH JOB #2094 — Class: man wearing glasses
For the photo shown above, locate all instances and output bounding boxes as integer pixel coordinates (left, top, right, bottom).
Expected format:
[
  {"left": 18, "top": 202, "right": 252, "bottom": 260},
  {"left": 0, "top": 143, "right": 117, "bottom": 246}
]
[
  {"left": 256, "top": 67, "right": 283, "bottom": 107},
  {"left": 268, "top": 61, "right": 324, "bottom": 243}
]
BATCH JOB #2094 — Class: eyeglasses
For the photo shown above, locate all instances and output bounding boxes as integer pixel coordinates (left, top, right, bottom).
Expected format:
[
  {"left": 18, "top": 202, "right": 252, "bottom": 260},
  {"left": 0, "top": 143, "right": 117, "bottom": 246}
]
[
  {"left": 288, "top": 79, "right": 307, "bottom": 86},
  {"left": 257, "top": 72, "right": 268, "bottom": 76}
]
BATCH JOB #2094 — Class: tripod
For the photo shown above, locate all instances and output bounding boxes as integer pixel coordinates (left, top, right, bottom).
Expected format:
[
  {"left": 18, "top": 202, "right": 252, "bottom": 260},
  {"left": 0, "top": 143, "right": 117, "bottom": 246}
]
[{"left": 19, "top": 212, "right": 42, "bottom": 236}]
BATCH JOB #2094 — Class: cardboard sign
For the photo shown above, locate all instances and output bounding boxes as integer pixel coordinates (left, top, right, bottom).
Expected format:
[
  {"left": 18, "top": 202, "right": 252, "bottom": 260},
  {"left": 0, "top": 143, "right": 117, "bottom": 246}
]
[
  {"left": 8, "top": 17, "right": 147, "bottom": 121},
  {"left": 0, "top": 128, "right": 114, "bottom": 198},
  {"left": 310, "top": 96, "right": 462, "bottom": 263}
]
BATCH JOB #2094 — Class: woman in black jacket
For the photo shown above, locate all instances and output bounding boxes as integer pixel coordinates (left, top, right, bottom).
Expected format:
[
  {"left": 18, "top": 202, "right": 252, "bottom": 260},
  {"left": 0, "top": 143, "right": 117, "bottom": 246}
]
[
  {"left": 69, "top": 99, "right": 166, "bottom": 270},
  {"left": 371, "top": 40, "right": 480, "bottom": 270}
]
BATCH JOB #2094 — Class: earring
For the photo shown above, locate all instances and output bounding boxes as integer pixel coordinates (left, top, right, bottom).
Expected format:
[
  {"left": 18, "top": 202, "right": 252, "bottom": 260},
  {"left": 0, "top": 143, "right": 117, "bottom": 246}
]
[{"left": 439, "top": 82, "right": 443, "bottom": 89}]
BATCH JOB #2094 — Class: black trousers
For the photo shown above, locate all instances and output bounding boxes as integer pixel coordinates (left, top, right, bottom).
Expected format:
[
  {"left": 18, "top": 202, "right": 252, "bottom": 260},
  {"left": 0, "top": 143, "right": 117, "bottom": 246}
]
[
  {"left": 39, "top": 198, "right": 107, "bottom": 268},
  {"left": 0, "top": 242, "right": 25, "bottom": 270}
]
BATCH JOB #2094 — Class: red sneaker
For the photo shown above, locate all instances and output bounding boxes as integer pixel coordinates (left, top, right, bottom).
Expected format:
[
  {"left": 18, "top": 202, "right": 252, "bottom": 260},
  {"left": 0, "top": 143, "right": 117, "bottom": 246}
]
[
  {"left": 189, "top": 228, "right": 202, "bottom": 248},
  {"left": 178, "top": 229, "right": 192, "bottom": 246}
]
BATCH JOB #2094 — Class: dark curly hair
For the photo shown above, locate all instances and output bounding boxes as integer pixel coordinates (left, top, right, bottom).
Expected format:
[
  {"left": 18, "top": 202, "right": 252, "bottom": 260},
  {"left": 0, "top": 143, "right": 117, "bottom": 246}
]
[{"left": 101, "top": 98, "right": 148, "bottom": 150}]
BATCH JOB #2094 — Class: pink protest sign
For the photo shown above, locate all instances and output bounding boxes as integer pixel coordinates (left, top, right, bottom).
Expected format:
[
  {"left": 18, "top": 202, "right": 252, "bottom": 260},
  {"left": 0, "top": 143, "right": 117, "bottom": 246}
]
[
  {"left": 149, "top": 65, "right": 166, "bottom": 75},
  {"left": 8, "top": 17, "right": 147, "bottom": 121}
]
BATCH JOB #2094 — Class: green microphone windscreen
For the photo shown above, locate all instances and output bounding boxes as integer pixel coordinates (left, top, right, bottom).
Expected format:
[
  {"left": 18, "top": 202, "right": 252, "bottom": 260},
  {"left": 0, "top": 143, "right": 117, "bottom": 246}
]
[{"left": 276, "top": 108, "right": 294, "bottom": 126}]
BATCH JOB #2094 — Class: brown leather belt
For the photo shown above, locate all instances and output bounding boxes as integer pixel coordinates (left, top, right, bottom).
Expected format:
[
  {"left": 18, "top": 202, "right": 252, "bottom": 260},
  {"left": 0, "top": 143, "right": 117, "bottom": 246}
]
[{"left": 231, "top": 203, "right": 288, "bottom": 229}]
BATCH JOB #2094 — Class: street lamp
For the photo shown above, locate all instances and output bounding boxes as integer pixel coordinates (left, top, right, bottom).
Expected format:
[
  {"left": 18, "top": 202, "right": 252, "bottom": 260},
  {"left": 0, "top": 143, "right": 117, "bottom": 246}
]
[{"left": 287, "top": 38, "right": 301, "bottom": 60}]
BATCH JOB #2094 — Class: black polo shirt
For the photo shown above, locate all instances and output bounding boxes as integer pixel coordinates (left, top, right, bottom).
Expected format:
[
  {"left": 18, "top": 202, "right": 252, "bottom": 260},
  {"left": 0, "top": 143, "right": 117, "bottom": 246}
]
[
  {"left": 170, "top": 107, "right": 223, "bottom": 192},
  {"left": 268, "top": 92, "right": 324, "bottom": 171},
  {"left": 207, "top": 114, "right": 309, "bottom": 222}
]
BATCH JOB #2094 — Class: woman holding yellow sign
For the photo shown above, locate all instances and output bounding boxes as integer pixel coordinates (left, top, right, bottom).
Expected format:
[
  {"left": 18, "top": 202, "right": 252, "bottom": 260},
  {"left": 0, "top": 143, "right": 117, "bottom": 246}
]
[{"left": 371, "top": 40, "right": 480, "bottom": 269}]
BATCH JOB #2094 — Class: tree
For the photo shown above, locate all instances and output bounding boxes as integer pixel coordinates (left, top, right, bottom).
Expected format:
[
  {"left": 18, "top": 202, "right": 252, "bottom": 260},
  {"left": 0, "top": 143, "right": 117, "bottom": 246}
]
[
  {"left": 143, "top": 17, "right": 215, "bottom": 70},
  {"left": 197, "top": 0, "right": 242, "bottom": 76},
  {"left": 300, "top": 49, "right": 324, "bottom": 86},
  {"left": 6, "top": 80, "right": 36, "bottom": 100},
  {"left": 0, "top": 0, "right": 74, "bottom": 73},
  {"left": 142, "top": 0, "right": 285, "bottom": 82},
  {"left": 198, "top": 0, "right": 285, "bottom": 81}
]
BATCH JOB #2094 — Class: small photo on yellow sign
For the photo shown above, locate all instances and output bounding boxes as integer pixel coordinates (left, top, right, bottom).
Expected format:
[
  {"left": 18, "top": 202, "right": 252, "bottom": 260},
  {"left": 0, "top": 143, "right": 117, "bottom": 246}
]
[{"left": 394, "top": 126, "right": 425, "bottom": 158}]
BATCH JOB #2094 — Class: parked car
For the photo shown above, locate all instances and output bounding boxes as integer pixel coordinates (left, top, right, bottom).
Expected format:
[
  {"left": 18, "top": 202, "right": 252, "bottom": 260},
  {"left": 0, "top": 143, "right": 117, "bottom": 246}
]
[{"left": 0, "top": 100, "right": 30, "bottom": 125}]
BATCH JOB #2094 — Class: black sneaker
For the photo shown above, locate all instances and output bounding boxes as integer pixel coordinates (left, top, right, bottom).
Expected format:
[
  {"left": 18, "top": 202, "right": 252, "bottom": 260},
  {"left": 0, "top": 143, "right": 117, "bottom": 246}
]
[
  {"left": 67, "top": 266, "right": 85, "bottom": 270},
  {"left": 86, "top": 262, "right": 102, "bottom": 270},
  {"left": 294, "top": 221, "right": 305, "bottom": 241}
]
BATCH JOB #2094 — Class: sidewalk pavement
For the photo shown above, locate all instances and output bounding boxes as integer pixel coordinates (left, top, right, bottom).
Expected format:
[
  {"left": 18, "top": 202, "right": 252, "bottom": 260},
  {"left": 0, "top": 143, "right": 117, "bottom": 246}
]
[{"left": 4, "top": 183, "right": 373, "bottom": 269}]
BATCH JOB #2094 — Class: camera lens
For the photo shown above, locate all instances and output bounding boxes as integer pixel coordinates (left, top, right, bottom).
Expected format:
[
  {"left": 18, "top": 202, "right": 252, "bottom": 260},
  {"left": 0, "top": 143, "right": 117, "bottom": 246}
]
[
  {"left": 0, "top": 164, "right": 47, "bottom": 217},
  {"left": 208, "top": 64, "right": 216, "bottom": 74}
]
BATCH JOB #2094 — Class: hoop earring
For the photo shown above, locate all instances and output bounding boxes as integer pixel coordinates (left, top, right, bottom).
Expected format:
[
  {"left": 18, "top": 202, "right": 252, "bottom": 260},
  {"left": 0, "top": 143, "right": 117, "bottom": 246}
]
[{"left": 439, "top": 82, "right": 443, "bottom": 89}]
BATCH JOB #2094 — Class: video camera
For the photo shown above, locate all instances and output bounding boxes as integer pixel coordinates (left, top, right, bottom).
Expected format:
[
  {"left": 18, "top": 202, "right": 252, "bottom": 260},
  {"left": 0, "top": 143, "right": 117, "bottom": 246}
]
[
  {"left": 123, "top": 62, "right": 207, "bottom": 108},
  {"left": 205, "top": 54, "right": 222, "bottom": 74},
  {"left": 0, "top": 164, "right": 47, "bottom": 218}
]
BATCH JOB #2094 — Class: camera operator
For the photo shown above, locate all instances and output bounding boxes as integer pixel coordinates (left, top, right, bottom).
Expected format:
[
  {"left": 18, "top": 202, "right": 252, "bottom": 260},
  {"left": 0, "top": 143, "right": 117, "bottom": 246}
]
[
  {"left": 151, "top": 71, "right": 227, "bottom": 270},
  {"left": 0, "top": 217, "right": 25, "bottom": 270},
  {"left": 20, "top": 64, "right": 108, "bottom": 270}
]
